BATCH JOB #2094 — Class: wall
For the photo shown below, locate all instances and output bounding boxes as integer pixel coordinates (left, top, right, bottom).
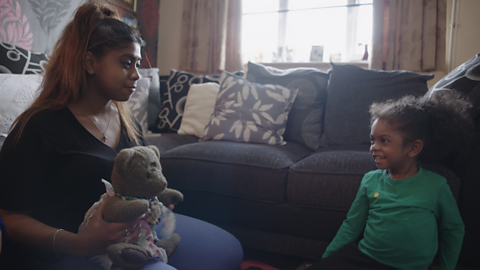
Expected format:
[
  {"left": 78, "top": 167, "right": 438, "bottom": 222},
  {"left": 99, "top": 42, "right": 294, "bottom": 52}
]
[
  {"left": 0, "top": 0, "right": 159, "bottom": 67},
  {"left": 446, "top": 0, "right": 480, "bottom": 72},
  {"left": 157, "top": 0, "right": 183, "bottom": 75},
  {"left": 0, "top": 0, "right": 82, "bottom": 54}
]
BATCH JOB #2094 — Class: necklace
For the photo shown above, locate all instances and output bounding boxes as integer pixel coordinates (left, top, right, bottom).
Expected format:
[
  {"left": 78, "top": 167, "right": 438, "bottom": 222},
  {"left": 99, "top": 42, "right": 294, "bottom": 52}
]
[{"left": 83, "top": 105, "right": 112, "bottom": 142}]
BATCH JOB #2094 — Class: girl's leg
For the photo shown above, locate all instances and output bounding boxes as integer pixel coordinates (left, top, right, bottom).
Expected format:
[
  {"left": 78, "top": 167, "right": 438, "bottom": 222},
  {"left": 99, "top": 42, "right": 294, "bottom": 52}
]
[
  {"left": 307, "top": 243, "right": 395, "bottom": 270},
  {"left": 160, "top": 213, "right": 244, "bottom": 270}
]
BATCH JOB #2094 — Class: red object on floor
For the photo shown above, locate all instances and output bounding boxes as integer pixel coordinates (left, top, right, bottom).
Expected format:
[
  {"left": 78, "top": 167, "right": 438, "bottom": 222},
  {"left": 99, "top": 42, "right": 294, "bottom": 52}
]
[{"left": 237, "top": 260, "right": 280, "bottom": 270}]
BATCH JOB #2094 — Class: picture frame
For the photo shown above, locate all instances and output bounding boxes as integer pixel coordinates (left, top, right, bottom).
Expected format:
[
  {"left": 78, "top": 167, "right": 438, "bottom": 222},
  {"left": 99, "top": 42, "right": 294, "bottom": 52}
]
[{"left": 106, "top": 0, "right": 137, "bottom": 12}]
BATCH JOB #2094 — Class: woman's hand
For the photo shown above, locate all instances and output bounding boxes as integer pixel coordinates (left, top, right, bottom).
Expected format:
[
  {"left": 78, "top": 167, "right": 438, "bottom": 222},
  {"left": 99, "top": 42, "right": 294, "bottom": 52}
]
[{"left": 70, "top": 201, "right": 141, "bottom": 256}]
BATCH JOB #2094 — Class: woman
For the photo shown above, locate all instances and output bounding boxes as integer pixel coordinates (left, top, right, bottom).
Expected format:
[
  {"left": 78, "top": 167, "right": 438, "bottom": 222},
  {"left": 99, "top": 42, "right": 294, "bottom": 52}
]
[{"left": 0, "top": 2, "right": 242, "bottom": 269}]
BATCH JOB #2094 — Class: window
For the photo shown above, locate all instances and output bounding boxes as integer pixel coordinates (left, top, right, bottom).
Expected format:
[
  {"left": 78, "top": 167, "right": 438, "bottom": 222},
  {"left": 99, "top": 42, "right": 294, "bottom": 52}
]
[{"left": 242, "top": 0, "right": 373, "bottom": 64}]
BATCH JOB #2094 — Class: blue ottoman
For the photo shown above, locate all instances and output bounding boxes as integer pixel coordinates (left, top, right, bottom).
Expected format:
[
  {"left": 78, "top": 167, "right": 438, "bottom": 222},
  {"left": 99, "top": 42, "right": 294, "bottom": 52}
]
[{"left": 33, "top": 214, "right": 243, "bottom": 270}]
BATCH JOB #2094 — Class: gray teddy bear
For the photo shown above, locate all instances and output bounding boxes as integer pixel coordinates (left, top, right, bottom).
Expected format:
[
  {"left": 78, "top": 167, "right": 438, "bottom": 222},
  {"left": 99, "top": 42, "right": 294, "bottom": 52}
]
[{"left": 80, "top": 145, "right": 183, "bottom": 269}]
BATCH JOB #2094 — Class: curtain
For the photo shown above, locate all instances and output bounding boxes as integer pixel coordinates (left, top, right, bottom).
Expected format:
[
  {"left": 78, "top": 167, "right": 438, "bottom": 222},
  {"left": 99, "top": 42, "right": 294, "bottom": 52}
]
[
  {"left": 370, "top": 0, "right": 446, "bottom": 72},
  {"left": 178, "top": 0, "right": 243, "bottom": 75}
]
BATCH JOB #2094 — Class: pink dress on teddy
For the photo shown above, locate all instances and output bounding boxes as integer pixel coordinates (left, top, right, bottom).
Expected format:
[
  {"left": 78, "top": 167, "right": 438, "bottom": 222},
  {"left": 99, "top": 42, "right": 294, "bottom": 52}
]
[{"left": 78, "top": 180, "right": 176, "bottom": 270}]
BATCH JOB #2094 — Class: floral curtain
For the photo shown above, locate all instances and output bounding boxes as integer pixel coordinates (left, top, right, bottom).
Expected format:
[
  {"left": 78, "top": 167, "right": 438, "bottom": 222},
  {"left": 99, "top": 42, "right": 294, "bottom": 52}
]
[
  {"left": 178, "top": 0, "right": 243, "bottom": 75},
  {"left": 370, "top": 0, "right": 446, "bottom": 72}
]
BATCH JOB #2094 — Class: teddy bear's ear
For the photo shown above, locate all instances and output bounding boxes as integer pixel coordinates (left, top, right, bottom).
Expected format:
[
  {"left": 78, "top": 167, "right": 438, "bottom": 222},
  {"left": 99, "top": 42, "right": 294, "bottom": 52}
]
[{"left": 147, "top": 145, "right": 160, "bottom": 158}]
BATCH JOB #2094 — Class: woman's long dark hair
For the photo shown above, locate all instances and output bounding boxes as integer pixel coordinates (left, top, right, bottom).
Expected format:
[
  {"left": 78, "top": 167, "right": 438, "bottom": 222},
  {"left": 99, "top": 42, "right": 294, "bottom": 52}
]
[{"left": 11, "top": 1, "right": 144, "bottom": 145}]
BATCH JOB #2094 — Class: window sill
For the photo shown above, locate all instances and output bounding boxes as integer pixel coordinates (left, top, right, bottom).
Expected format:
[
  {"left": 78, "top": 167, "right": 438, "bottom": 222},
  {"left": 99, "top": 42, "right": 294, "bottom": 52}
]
[{"left": 246, "top": 61, "right": 369, "bottom": 71}]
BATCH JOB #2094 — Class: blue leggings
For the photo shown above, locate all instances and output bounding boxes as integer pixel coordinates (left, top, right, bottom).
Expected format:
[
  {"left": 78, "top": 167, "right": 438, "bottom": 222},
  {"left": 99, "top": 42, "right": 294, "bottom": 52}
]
[{"left": 33, "top": 214, "right": 243, "bottom": 270}]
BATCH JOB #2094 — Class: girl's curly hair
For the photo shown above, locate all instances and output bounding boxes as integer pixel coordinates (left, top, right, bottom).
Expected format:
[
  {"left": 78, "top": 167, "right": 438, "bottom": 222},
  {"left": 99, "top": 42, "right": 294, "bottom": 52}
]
[{"left": 369, "top": 91, "right": 474, "bottom": 162}]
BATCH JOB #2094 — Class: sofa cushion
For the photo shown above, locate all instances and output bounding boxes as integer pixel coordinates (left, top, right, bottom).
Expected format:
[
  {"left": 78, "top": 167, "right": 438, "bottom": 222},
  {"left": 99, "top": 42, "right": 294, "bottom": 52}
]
[
  {"left": 201, "top": 72, "right": 298, "bottom": 145},
  {"left": 319, "top": 63, "right": 433, "bottom": 148},
  {"left": 0, "top": 42, "right": 49, "bottom": 74},
  {"left": 138, "top": 68, "right": 161, "bottom": 132},
  {"left": 0, "top": 74, "right": 42, "bottom": 136},
  {"left": 156, "top": 69, "right": 245, "bottom": 133},
  {"left": 288, "top": 146, "right": 461, "bottom": 211},
  {"left": 246, "top": 62, "right": 330, "bottom": 150},
  {"left": 128, "top": 76, "right": 150, "bottom": 133},
  {"left": 426, "top": 52, "right": 480, "bottom": 120},
  {"left": 288, "top": 145, "right": 375, "bottom": 210},
  {"left": 144, "top": 133, "right": 199, "bottom": 154},
  {"left": 178, "top": 82, "right": 220, "bottom": 138},
  {"left": 160, "top": 140, "right": 311, "bottom": 203}
]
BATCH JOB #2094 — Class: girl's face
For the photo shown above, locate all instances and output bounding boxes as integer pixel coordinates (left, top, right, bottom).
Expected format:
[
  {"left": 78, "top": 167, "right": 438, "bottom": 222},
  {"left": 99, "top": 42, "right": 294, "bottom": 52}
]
[
  {"left": 90, "top": 42, "right": 142, "bottom": 101},
  {"left": 370, "top": 118, "right": 414, "bottom": 177}
]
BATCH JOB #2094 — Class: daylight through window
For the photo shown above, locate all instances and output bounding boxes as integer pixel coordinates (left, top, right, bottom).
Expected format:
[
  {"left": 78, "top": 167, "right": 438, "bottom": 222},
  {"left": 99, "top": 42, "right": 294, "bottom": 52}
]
[{"left": 242, "top": 0, "right": 373, "bottom": 63}]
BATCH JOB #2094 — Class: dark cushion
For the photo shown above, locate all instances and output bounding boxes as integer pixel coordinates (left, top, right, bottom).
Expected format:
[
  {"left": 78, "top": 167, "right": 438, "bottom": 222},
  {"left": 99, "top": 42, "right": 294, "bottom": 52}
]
[
  {"left": 426, "top": 52, "right": 480, "bottom": 120},
  {"left": 0, "top": 42, "right": 48, "bottom": 74},
  {"left": 288, "top": 146, "right": 461, "bottom": 211},
  {"left": 288, "top": 145, "right": 375, "bottom": 210},
  {"left": 156, "top": 69, "right": 245, "bottom": 133},
  {"left": 319, "top": 63, "right": 433, "bottom": 148},
  {"left": 246, "top": 62, "right": 330, "bottom": 151},
  {"left": 160, "top": 140, "right": 311, "bottom": 203},
  {"left": 144, "top": 133, "right": 199, "bottom": 154}
]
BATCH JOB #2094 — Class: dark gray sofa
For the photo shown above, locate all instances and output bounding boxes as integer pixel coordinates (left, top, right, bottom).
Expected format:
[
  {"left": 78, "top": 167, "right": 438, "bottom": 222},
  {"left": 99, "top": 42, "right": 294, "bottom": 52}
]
[{"left": 142, "top": 61, "right": 480, "bottom": 269}]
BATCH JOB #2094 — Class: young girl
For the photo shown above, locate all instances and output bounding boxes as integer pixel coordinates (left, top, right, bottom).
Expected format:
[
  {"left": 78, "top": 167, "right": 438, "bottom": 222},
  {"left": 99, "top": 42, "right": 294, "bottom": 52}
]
[
  {"left": 0, "top": 2, "right": 242, "bottom": 270},
  {"left": 307, "top": 91, "right": 473, "bottom": 270}
]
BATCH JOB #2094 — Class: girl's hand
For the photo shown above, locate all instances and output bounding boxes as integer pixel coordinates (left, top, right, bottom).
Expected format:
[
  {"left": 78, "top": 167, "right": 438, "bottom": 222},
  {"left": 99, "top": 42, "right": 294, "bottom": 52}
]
[{"left": 74, "top": 201, "right": 141, "bottom": 256}]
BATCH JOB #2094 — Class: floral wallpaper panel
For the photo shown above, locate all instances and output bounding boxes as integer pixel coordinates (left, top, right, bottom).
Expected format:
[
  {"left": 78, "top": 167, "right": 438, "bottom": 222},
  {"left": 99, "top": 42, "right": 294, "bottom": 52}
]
[{"left": 0, "top": 0, "right": 158, "bottom": 66}]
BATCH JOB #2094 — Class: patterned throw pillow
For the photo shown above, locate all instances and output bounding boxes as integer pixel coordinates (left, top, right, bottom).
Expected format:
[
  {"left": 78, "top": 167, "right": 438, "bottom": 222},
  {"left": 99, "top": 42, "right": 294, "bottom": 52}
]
[
  {"left": 128, "top": 77, "right": 151, "bottom": 133},
  {"left": 426, "top": 52, "right": 480, "bottom": 120},
  {"left": 200, "top": 71, "right": 299, "bottom": 145},
  {"left": 156, "top": 69, "right": 245, "bottom": 133},
  {"left": 0, "top": 42, "right": 49, "bottom": 74},
  {"left": 319, "top": 63, "right": 433, "bottom": 148},
  {"left": 0, "top": 74, "right": 43, "bottom": 136},
  {"left": 246, "top": 62, "right": 330, "bottom": 150}
]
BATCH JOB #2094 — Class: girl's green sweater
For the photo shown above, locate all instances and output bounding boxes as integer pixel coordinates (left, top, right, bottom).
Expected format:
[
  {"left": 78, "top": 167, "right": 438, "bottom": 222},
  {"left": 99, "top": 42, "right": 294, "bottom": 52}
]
[{"left": 323, "top": 167, "right": 464, "bottom": 270}]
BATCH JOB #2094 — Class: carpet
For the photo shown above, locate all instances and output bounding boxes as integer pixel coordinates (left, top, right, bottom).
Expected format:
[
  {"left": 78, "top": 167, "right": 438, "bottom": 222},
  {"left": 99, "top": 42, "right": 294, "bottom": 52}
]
[{"left": 237, "top": 260, "right": 280, "bottom": 270}]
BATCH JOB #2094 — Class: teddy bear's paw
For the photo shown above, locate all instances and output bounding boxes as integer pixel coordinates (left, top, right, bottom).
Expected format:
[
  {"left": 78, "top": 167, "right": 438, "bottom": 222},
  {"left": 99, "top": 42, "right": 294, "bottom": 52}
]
[
  {"left": 158, "top": 188, "right": 184, "bottom": 206},
  {"left": 107, "top": 243, "right": 148, "bottom": 269},
  {"left": 155, "top": 233, "right": 181, "bottom": 257}
]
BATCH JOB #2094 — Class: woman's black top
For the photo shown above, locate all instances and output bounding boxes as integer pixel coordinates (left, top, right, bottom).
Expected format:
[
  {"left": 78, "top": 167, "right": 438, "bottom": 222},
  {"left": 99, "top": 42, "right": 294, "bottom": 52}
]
[{"left": 0, "top": 107, "right": 144, "bottom": 267}]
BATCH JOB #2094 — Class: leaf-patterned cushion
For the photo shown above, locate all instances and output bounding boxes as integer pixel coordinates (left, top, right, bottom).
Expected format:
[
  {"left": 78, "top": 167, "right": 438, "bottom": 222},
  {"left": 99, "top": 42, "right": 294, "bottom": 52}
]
[
  {"left": 246, "top": 62, "right": 330, "bottom": 150},
  {"left": 200, "top": 71, "right": 299, "bottom": 145}
]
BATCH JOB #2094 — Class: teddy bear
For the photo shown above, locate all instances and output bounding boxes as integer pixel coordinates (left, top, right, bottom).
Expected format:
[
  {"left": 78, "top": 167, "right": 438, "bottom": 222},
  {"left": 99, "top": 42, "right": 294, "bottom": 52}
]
[{"left": 79, "top": 145, "right": 183, "bottom": 269}]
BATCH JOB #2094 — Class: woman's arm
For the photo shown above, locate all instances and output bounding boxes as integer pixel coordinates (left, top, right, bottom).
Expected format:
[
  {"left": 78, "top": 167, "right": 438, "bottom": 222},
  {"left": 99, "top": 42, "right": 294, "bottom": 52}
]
[{"left": 0, "top": 202, "right": 140, "bottom": 257}]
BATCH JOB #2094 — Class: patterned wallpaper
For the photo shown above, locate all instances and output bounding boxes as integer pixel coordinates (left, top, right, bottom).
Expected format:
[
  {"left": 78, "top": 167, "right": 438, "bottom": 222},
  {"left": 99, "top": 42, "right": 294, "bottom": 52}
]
[{"left": 0, "top": 0, "right": 158, "bottom": 67}]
